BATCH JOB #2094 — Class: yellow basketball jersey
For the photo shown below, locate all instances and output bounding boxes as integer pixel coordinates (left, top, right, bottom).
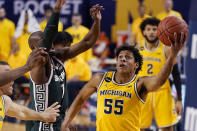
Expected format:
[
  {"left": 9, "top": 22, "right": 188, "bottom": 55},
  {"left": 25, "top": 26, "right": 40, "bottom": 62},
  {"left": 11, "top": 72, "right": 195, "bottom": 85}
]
[
  {"left": 0, "top": 97, "right": 5, "bottom": 130},
  {"left": 96, "top": 71, "right": 144, "bottom": 131},
  {"left": 138, "top": 40, "right": 170, "bottom": 89}
]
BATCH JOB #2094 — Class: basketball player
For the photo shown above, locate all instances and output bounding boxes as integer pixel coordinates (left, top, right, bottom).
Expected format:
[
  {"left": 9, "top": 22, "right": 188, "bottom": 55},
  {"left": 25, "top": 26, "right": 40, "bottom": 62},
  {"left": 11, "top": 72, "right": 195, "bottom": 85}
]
[
  {"left": 26, "top": 0, "right": 103, "bottom": 130},
  {"left": 0, "top": 49, "right": 61, "bottom": 130},
  {"left": 157, "top": 0, "right": 182, "bottom": 20},
  {"left": 0, "top": 48, "right": 47, "bottom": 87},
  {"left": 138, "top": 18, "right": 183, "bottom": 131},
  {"left": 61, "top": 32, "right": 186, "bottom": 130}
]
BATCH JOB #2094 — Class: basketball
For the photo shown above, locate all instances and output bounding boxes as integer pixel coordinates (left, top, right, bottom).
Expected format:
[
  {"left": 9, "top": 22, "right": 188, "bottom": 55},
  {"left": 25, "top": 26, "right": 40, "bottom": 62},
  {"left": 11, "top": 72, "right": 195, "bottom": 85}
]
[{"left": 157, "top": 16, "right": 188, "bottom": 46}]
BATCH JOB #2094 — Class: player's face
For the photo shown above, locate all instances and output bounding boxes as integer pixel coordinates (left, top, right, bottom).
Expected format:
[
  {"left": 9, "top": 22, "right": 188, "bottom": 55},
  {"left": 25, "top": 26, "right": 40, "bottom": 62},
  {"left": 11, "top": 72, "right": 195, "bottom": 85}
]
[
  {"left": 143, "top": 24, "right": 158, "bottom": 43},
  {"left": 139, "top": 6, "right": 146, "bottom": 17},
  {"left": 72, "top": 16, "right": 82, "bottom": 26},
  {"left": 164, "top": 0, "right": 173, "bottom": 10},
  {"left": 116, "top": 50, "right": 138, "bottom": 74},
  {"left": 0, "top": 8, "right": 6, "bottom": 20},
  {"left": 45, "top": 9, "right": 52, "bottom": 20},
  {"left": 0, "top": 65, "right": 13, "bottom": 95}
]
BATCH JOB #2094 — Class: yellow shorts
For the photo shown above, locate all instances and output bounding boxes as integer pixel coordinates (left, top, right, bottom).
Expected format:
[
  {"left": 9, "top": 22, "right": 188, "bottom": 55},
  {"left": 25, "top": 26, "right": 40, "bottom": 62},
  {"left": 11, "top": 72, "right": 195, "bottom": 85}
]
[{"left": 141, "top": 87, "right": 178, "bottom": 128}]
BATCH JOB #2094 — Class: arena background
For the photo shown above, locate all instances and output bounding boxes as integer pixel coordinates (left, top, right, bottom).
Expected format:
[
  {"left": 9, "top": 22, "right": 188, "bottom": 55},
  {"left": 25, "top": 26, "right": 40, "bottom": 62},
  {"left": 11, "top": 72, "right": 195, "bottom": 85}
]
[
  {"left": 0, "top": 0, "right": 196, "bottom": 131},
  {"left": 0, "top": 0, "right": 191, "bottom": 41}
]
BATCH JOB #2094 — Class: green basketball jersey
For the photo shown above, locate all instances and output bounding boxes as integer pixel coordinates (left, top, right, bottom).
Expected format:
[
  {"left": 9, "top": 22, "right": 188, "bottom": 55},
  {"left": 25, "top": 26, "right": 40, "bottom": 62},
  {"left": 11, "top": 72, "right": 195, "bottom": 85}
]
[{"left": 26, "top": 56, "right": 68, "bottom": 131}]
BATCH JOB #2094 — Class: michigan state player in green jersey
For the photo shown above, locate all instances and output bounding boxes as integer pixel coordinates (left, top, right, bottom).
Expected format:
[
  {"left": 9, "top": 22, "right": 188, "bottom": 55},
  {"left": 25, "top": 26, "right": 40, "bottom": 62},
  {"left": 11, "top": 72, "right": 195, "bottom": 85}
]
[{"left": 26, "top": 0, "right": 103, "bottom": 130}]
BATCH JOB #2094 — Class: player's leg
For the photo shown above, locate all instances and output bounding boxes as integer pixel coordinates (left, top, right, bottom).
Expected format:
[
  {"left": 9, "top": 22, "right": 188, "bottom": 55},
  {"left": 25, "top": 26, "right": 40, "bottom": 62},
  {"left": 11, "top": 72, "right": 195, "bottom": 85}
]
[
  {"left": 140, "top": 93, "right": 153, "bottom": 130},
  {"left": 154, "top": 87, "right": 178, "bottom": 130}
]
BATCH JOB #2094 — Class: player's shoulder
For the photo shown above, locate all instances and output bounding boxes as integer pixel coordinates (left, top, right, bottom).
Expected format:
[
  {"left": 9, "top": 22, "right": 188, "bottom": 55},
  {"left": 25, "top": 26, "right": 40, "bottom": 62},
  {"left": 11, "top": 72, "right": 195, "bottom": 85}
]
[
  {"left": 2, "top": 95, "right": 11, "bottom": 103},
  {"left": 1, "top": 95, "right": 12, "bottom": 111},
  {"left": 137, "top": 40, "right": 145, "bottom": 50},
  {"left": 80, "top": 25, "right": 89, "bottom": 31},
  {"left": 59, "top": 21, "right": 63, "bottom": 25},
  {"left": 171, "top": 10, "right": 182, "bottom": 18},
  {"left": 92, "top": 73, "right": 105, "bottom": 81},
  {"left": 65, "top": 26, "right": 73, "bottom": 32},
  {"left": 4, "top": 18, "right": 15, "bottom": 26},
  {"left": 40, "top": 20, "right": 46, "bottom": 24}
]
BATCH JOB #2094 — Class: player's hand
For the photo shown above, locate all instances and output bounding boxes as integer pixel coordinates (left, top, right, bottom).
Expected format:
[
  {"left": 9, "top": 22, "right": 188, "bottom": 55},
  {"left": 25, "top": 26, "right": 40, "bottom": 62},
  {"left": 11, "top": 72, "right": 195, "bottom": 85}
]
[
  {"left": 90, "top": 4, "right": 104, "bottom": 21},
  {"left": 25, "top": 48, "right": 48, "bottom": 70},
  {"left": 168, "top": 32, "right": 187, "bottom": 58},
  {"left": 11, "top": 42, "right": 19, "bottom": 54},
  {"left": 54, "top": 0, "right": 67, "bottom": 12},
  {"left": 61, "top": 122, "right": 77, "bottom": 131},
  {"left": 41, "top": 102, "right": 60, "bottom": 122},
  {"left": 175, "top": 100, "right": 183, "bottom": 116}
]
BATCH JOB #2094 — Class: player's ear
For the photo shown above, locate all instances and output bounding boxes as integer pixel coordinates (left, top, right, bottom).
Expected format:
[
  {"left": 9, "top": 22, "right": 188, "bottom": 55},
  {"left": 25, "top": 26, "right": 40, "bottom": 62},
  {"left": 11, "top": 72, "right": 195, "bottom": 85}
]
[
  {"left": 143, "top": 30, "right": 146, "bottom": 36},
  {"left": 135, "top": 62, "right": 139, "bottom": 69}
]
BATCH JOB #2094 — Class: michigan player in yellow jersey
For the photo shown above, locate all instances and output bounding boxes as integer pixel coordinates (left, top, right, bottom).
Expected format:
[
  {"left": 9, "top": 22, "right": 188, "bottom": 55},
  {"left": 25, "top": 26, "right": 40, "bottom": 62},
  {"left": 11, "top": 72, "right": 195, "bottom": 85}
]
[
  {"left": 156, "top": 0, "right": 182, "bottom": 20},
  {"left": 138, "top": 18, "right": 183, "bottom": 131},
  {"left": 40, "top": 6, "right": 63, "bottom": 31},
  {"left": 0, "top": 59, "right": 61, "bottom": 131},
  {"left": 65, "top": 14, "right": 93, "bottom": 62},
  {"left": 0, "top": 8, "right": 18, "bottom": 60},
  {"left": 61, "top": 31, "right": 186, "bottom": 130},
  {"left": 131, "top": 4, "right": 150, "bottom": 44}
]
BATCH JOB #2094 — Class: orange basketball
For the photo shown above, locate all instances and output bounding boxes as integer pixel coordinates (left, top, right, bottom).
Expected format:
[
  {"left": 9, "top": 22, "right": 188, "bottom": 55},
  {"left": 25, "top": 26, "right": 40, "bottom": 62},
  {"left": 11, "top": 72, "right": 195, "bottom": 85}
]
[{"left": 157, "top": 16, "right": 188, "bottom": 46}]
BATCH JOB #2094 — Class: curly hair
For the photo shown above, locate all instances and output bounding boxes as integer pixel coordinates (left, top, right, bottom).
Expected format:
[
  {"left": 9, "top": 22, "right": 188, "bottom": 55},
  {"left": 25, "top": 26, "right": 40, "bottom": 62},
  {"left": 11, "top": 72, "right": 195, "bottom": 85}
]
[
  {"left": 53, "top": 31, "right": 73, "bottom": 47},
  {"left": 140, "top": 17, "right": 160, "bottom": 34},
  {"left": 116, "top": 45, "right": 143, "bottom": 74}
]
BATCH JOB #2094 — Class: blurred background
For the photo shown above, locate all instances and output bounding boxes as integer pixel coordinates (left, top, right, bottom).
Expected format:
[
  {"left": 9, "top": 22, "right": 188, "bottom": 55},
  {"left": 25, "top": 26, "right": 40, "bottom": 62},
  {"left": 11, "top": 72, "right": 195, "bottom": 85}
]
[{"left": 0, "top": 0, "right": 195, "bottom": 131}]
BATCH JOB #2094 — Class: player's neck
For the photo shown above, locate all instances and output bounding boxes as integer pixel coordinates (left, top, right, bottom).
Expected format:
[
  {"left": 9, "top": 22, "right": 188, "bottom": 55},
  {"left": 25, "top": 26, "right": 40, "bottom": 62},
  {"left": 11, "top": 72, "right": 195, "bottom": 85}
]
[
  {"left": 165, "top": 8, "right": 171, "bottom": 13},
  {"left": 145, "top": 40, "right": 159, "bottom": 50},
  {"left": 72, "top": 25, "right": 80, "bottom": 29},
  {"left": 115, "top": 71, "right": 135, "bottom": 84},
  {"left": 0, "top": 90, "right": 3, "bottom": 97}
]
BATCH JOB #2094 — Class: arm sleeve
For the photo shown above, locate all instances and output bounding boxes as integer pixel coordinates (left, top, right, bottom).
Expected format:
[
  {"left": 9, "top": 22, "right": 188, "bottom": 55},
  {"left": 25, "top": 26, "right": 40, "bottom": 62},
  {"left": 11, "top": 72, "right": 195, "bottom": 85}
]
[
  {"left": 39, "top": 12, "right": 60, "bottom": 52},
  {"left": 172, "top": 64, "right": 182, "bottom": 100}
]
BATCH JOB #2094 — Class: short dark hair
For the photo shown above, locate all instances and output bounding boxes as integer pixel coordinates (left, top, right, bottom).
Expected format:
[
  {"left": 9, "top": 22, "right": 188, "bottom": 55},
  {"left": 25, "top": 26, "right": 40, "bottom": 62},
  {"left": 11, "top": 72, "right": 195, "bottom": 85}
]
[
  {"left": 116, "top": 45, "right": 143, "bottom": 74},
  {"left": 140, "top": 17, "right": 160, "bottom": 33},
  {"left": 44, "top": 5, "right": 53, "bottom": 12},
  {"left": 28, "top": 31, "right": 43, "bottom": 50},
  {"left": 0, "top": 61, "right": 9, "bottom": 66},
  {"left": 53, "top": 32, "right": 73, "bottom": 47}
]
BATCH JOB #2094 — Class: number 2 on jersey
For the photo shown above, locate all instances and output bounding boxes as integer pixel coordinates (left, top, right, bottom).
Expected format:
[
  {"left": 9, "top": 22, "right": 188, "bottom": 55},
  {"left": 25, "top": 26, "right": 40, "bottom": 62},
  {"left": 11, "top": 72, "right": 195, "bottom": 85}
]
[
  {"left": 147, "top": 64, "right": 153, "bottom": 74},
  {"left": 104, "top": 99, "right": 124, "bottom": 115}
]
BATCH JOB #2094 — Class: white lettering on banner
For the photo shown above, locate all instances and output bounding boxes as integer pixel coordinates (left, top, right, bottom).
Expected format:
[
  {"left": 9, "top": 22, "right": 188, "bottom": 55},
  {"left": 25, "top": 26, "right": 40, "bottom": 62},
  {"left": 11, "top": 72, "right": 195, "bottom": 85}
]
[
  {"left": 0, "top": 1, "right": 4, "bottom": 7},
  {"left": 13, "top": 0, "right": 83, "bottom": 15},
  {"left": 61, "top": 4, "right": 71, "bottom": 14},
  {"left": 184, "top": 107, "right": 197, "bottom": 131},
  {"left": 14, "top": 1, "right": 24, "bottom": 15},
  {"left": 191, "top": 34, "right": 197, "bottom": 59}
]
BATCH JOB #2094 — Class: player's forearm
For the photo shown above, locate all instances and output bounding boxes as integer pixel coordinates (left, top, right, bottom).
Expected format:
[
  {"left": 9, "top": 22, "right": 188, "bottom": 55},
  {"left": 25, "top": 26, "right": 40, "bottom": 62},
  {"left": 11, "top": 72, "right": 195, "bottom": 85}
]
[
  {"left": 155, "top": 55, "right": 175, "bottom": 87},
  {"left": 0, "top": 65, "right": 30, "bottom": 87},
  {"left": 39, "top": 11, "right": 60, "bottom": 52},
  {"left": 80, "top": 20, "right": 100, "bottom": 50},
  {"left": 172, "top": 64, "right": 182, "bottom": 100},
  {"left": 64, "top": 95, "right": 86, "bottom": 127},
  {"left": 17, "top": 106, "right": 45, "bottom": 121}
]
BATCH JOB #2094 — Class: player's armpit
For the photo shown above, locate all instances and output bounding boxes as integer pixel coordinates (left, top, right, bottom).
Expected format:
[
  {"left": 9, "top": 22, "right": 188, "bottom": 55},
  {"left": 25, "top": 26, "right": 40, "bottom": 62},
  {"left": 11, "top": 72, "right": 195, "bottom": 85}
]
[
  {"left": 135, "top": 77, "right": 149, "bottom": 101},
  {"left": 61, "top": 73, "right": 104, "bottom": 130}
]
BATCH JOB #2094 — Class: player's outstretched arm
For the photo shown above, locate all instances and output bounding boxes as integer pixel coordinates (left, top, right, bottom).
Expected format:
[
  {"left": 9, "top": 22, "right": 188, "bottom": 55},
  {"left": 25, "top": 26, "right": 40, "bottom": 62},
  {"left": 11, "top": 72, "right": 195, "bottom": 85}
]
[
  {"left": 57, "top": 5, "right": 104, "bottom": 61},
  {"left": 39, "top": 0, "right": 67, "bottom": 52},
  {"left": 139, "top": 32, "right": 186, "bottom": 92},
  {"left": 61, "top": 73, "right": 103, "bottom": 131},
  {"left": 3, "top": 95, "right": 60, "bottom": 122},
  {"left": 0, "top": 48, "right": 47, "bottom": 87}
]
